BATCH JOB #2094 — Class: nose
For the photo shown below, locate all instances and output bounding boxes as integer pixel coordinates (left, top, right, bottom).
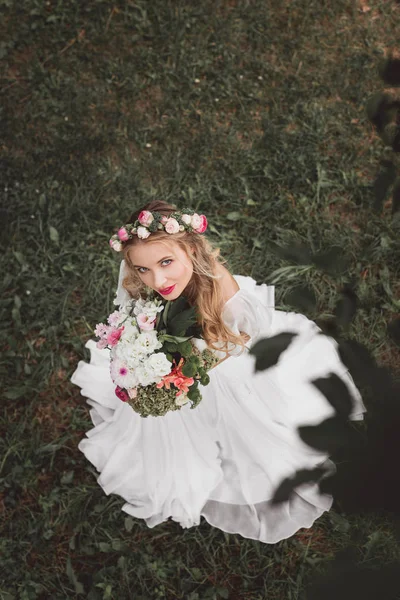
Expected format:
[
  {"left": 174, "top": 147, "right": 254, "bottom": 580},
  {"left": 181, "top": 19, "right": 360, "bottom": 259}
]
[{"left": 152, "top": 268, "right": 168, "bottom": 291}]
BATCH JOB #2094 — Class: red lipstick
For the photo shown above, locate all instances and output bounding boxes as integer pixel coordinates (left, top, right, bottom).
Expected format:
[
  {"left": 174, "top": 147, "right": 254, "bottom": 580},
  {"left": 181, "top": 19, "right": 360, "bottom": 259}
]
[{"left": 159, "top": 284, "right": 176, "bottom": 295}]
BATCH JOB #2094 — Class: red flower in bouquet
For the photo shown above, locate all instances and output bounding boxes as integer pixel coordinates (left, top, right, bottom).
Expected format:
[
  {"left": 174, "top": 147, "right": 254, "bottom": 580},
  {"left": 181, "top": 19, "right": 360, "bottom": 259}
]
[
  {"left": 156, "top": 357, "right": 195, "bottom": 396},
  {"left": 115, "top": 386, "right": 129, "bottom": 402}
]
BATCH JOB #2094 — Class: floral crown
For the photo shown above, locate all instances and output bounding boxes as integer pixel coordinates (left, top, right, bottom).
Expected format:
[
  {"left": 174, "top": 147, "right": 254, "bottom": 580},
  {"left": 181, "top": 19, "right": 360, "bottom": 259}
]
[{"left": 109, "top": 208, "right": 208, "bottom": 252}]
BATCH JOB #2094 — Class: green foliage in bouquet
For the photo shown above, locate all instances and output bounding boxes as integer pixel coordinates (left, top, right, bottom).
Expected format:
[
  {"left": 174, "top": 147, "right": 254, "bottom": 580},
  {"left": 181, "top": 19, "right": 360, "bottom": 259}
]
[
  {"left": 156, "top": 295, "right": 203, "bottom": 339},
  {"left": 126, "top": 294, "right": 219, "bottom": 417},
  {"left": 128, "top": 385, "right": 182, "bottom": 418}
]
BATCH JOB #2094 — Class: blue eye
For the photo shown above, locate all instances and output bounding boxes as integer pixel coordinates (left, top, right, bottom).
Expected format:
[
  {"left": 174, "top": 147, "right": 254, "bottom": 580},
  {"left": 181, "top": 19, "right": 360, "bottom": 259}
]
[{"left": 136, "top": 259, "right": 172, "bottom": 274}]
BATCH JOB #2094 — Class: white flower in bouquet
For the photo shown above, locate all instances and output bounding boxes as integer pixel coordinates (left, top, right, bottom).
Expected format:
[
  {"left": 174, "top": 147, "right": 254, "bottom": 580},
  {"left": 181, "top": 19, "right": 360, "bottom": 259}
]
[
  {"left": 121, "top": 319, "right": 139, "bottom": 341},
  {"left": 113, "top": 340, "right": 141, "bottom": 368},
  {"left": 133, "top": 298, "right": 164, "bottom": 321},
  {"left": 147, "top": 352, "right": 172, "bottom": 380},
  {"left": 175, "top": 393, "right": 190, "bottom": 407},
  {"left": 107, "top": 310, "right": 125, "bottom": 327},
  {"left": 135, "top": 330, "right": 162, "bottom": 356},
  {"left": 191, "top": 337, "right": 208, "bottom": 353},
  {"left": 135, "top": 363, "right": 159, "bottom": 387},
  {"left": 110, "top": 358, "right": 139, "bottom": 388}
]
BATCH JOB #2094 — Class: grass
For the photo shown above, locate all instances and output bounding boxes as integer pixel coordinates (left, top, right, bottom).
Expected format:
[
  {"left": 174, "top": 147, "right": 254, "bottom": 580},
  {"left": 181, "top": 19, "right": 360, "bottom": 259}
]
[{"left": 1, "top": 0, "right": 400, "bottom": 598}]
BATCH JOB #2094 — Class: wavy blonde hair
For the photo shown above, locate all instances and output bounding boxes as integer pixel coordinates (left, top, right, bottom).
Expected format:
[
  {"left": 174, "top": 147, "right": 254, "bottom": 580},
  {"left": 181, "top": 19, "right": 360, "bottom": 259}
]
[{"left": 121, "top": 200, "right": 245, "bottom": 354}]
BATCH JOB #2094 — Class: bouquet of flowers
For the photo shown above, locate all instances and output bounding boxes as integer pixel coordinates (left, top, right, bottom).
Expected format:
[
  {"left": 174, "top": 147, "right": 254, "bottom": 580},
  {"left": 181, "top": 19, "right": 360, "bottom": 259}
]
[{"left": 94, "top": 293, "right": 219, "bottom": 417}]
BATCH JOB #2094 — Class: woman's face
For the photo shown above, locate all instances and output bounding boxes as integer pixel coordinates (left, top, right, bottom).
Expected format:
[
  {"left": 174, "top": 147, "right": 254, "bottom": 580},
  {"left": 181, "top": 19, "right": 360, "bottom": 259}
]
[{"left": 127, "top": 239, "right": 194, "bottom": 300}]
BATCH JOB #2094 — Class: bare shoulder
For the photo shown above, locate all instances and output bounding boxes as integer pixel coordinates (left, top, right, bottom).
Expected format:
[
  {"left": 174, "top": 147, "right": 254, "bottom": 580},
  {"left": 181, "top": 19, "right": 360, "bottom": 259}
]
[{"left": 215, "top": 262, "right": 240, "bottom": 304}]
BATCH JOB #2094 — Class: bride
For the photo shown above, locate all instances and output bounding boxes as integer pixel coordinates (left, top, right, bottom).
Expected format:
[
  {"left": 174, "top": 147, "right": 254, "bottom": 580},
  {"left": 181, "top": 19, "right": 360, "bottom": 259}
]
[{"left": 71, "top": 199, "right": 366, "bottom": 544}]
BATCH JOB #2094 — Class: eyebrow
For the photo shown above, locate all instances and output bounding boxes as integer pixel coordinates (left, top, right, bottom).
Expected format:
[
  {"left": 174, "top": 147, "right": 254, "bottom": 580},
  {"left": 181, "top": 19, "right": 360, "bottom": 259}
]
[{"left": 133, "top": 256, "right": 173, "bottom": 268}]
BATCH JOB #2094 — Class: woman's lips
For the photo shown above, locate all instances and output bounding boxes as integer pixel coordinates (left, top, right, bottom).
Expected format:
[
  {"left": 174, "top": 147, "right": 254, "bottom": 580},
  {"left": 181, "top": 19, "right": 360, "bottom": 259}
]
[{"left": 159, "top": 284, "right": 176, "bottom": 295}]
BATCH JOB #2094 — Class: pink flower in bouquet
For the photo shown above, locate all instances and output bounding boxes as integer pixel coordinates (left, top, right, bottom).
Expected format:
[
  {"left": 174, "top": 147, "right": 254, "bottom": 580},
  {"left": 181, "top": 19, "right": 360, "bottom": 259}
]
[
  {"left": 138, "top": 210, "right": 154, "bottom": 227},
  {"left": 107, "top": 310, "right": 122, "bottom": 326},
  {"left": 128, "top": 387, "right": 137, "bottom": 399},
  {"left": 173, "top": 376, "right": 195, "bottom": 396},
  {"left": 165, "top": 217, "right": 180, "bottom": 234},
  {"left": 117, "top": 227, "right": 129, "bottom": 241},
  {"left": 94, "top": 322, "right": 108, "bottom": 338},
  {"left": 136, "top": 313, "right": 156, "bottom": 331},
  {"left": 96, "top": 339, "right": 108, "bottom": 350},
  {"left": 194, "top": 214, "right": 207, "bottom": 233},
  {"left": 115, "top": 386, "right": 129, "bottom": 402},
  {"left": 106, "top": 326, "right": 124, "bottom": 346}
]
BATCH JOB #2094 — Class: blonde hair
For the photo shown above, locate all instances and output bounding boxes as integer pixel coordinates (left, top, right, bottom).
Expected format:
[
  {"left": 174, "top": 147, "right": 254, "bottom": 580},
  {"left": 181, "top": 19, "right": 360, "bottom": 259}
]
[{"left": 121, "top": 200, "right": 245, "bottom": 354}]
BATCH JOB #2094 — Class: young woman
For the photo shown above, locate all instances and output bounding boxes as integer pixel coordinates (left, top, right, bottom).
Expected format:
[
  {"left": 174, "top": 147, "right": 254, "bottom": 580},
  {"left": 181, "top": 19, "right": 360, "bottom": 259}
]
[{"left": 71, "top": 200, "right": 366, "bottom": 544}]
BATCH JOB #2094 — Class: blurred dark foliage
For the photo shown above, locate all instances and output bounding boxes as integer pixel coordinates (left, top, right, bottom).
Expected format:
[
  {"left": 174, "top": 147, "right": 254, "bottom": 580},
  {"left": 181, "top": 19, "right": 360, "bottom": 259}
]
[
  {"left": 285, "top": 284, "right": 317, "bottom": 313},
  {"left": 250, "top": 332, "right": 297, "bottom": 371},
  {"left": 372, "top": 159, "right": 397, "bottom": 213},
  {"left": 252, "top": 237, "right": 400, "bottom": 598},
  {"left": 378, "top": 56, "right": 400, "bottom": 87},
  {"left": 333, "top": 282, "right": 358, "bottom": 331},
  {"left": 251, "top": 246, "right": 400, "bottom": 514},
  {"left": 391, "top": 178, "right": 400, "bottom": 215},
  {"left": 388, "top": 317, "right": 400, "bottom": 346},
  {"left": 365, "top": 55, "right": 400, "bottom": 221},
  {"left": 266, "top": 240, "right": 350, "bottom": 275},
  {"left": 305, "top": 551, "right": 400, "bottom": 600}
]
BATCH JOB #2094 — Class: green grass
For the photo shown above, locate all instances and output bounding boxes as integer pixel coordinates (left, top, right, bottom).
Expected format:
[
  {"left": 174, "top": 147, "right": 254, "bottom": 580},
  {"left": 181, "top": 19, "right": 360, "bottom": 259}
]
[{"left": 1, "top": 0, "right": 400, "bottom": 598}]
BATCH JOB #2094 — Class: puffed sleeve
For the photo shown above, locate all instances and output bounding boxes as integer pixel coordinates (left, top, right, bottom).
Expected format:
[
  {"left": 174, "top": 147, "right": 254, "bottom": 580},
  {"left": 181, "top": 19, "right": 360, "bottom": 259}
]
[{"left": 221, "top": 290, "right": 274, "bottom": 356}]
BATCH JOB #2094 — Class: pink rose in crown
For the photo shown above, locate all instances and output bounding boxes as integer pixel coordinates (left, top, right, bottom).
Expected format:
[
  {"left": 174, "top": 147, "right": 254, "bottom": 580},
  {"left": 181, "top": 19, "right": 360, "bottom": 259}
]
[
  {"left": 160, "top": 215, "right": 169, "bottom": 225},
  {"left": 136, "top": 313, "right": 156, "bottom": 331},
  {"left": 137, "top": 226, "right": 151, "bottom": 239},
  {"left": 138, "top": 211, "right": 154, "bottom": 227},
  {"left": 165, "top": 217, "right": 180, "bottom": 234},
  {"left": 194, "top": 215, "right": 207, "bottom": 233},
  {"left": 115, "top": 386, "right": 129, "bottom": 402},
  {"left": 106, "top": 326, "right": 124, "bottom": 346},
  {"left": 117, "top": 227, "right": 129, "bottom": 241}
]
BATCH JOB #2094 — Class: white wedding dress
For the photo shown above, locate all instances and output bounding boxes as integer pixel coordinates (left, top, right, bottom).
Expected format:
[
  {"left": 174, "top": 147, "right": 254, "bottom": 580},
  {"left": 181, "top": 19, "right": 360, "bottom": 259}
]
[{"left": 71, "top": 262, "right": 366, "bottom": 544}]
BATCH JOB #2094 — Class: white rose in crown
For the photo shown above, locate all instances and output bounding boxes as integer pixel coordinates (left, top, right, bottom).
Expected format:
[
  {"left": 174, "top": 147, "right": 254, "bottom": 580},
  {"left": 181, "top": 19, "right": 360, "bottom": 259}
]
[
  {"left": 181, "top": 214, "right": 192, "bottom": 225},
  {"left": 165, "top": 218, "right": 180, "bottom": 234},
  {"left": 110, "top": 239, "right": 122, "bottom": 252},
  {"left": 191, "top": 213, "right": 202, "bottom": 229},
  {"left": 137, "top": 226, "right": 151, "bottom": 239}
]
